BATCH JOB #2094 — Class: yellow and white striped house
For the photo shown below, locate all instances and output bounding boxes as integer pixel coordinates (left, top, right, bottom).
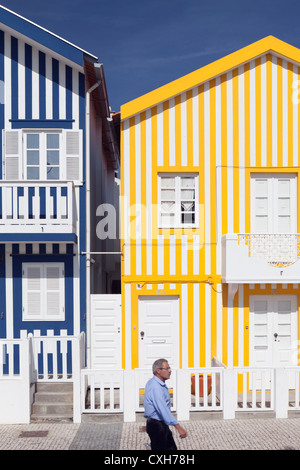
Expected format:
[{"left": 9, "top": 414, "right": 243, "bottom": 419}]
[{"left": 120, "top": 36, "right": 300, "bottom": 378}]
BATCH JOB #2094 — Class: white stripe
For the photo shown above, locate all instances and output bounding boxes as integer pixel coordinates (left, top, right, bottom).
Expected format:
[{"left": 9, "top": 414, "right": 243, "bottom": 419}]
[
  {"left": 59, "top": 61, "right": 66, "bottom": 120},
  {"left": 272, "top": 55, "right": 278, "bottom": 167},
  {"left": 205, "top": 283, "right": 211, "bottom": 367},
  {"left": 216, "top": 286, "right": 223, "bottom": 361},
  {"left": 204, "top": 82, "right": 210, "bottom": 274},
  {"left": 239, "top": 66, "right": 245, "bottom": 233},
  {"left": 215, "top": 76, "right": 222, "bottom": 273},
  {"left": 157, "top": 235, "right": 164, "bottom": 275},
  {"left": 31, "top": 46, "right": 39, "bottom": 119},
  {"left": 193, "top": 283, "right": 200, "bottom": 368},
  {"left": 181, "top": 234, "right": 187, "bottom": 275},
  {"left": 250, "top": 60, "right": 256, "bottom": 166},
  {"left": 238, "top": 285, "right": 244, "bottom": 366},
  {"left": 181, "top": 284, "right": 188, "bottom": 368},
  {"left": 169, "top": 98, "right": 175, "bottom": 166},
  {"left": 135, "top": 115, "right": 141, "bottom": 275},
  {"left": 123, "top": 119, "right": 131, "bottom": 276},
  {"left": 125, "top": 284, "right": 131, "bottom": 369},
  {"left": 72, "top": 70, "right": 79, "bottom": 130},
  {"left": 146, "top": 109, "right": 152, "bottom": 275},
  {"left": 282, "top": 59, "right": 288, "bottom": 166},
  {"left": 293, "top": 65, "right": 298, "bottom": 167},
  {"left": 170, "top": 234, "right": 176, "bottom": 275},
  {"left": 4, "top": 32, "right": 11, "bottom": 129},
  {"left": 5, "top": 245, "right": 13, "bottom": 339},
  {"left": 192, "top": 87, "right": 199, "bottom": 166},
  {"left": 18, "top": 39, "right": 25, "bottom": 119},
  {"left": 181, "top": 92, "right": 187, "bottom": 166},
  {"left": 45, "top": 54, "right": 52, "bottom": 120},
  {"left": 261, "top": 55, "right": 267, "bottom": 166},
  {"left": 193, "top": 234, "right": 199, "bottom": 275},
  {"left": 157, "top": 103, "right": 163, "bottom": 166},
  {"left": 227, "top": 71, "right": 233, "bottom": 234}
]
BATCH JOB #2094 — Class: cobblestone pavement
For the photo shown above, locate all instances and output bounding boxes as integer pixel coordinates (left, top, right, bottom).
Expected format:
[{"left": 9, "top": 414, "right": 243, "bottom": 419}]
[{"left": 0, "top": 417, "right": 300, "bottom": 450}]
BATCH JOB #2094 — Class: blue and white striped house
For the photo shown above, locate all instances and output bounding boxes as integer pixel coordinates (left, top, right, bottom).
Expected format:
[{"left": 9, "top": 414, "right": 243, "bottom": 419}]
[{"left": 0, "top": 3, "right": 119, "bottom": 380}]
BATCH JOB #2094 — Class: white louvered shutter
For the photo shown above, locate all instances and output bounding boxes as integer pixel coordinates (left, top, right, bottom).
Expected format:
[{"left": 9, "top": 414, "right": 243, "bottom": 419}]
[
  {"left": 45, "top": 264, "right": 64, "bottom": 320},
  {"left": 3, "top": 130, "right": 22, "bottom": 180},
  {"left": 64, "top": 130, "right": 82, "bottom": 181},
  {"left": 23, "top": 265, "right": 42, "bottom": 321},
  {"left": 22, "top": 263, "right": 65, "bottom": 321}
]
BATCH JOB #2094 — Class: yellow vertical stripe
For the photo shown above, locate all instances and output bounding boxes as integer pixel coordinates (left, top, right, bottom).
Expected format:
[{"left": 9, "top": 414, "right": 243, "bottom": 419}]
[
  {"left": 175, "top": 95, "right": 181, "bottom": 166},
  {"left": 221, "top": 74, "right": 228, "bottom": 236},
  {"left": 186, "top": 89, "right": 193, "bottom": 167},
  {"left": 244, "top": 63, "right": 251, "bottom": 233}
]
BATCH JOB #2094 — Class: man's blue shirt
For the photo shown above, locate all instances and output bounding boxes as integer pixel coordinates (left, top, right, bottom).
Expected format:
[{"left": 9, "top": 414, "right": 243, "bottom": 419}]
[{"left": 144, "top": 375, "right": 178, "bottom": 426}]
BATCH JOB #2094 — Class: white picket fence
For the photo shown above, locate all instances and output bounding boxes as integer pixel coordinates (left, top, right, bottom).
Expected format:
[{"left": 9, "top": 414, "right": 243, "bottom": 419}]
[{"left": 1, "top": 336, "right": 300, "bottom": 424}]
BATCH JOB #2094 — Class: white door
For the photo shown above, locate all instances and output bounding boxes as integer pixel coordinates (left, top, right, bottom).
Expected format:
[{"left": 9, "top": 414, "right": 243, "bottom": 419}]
[
  {"left": 90, "top": 294, "right": 121, "bottom": 369},
  {"left": 250, "top": 295, "right": 298, "bottom": 387},
  {"left": 138, "top": 296, "right": 179, "bottom": 370}
]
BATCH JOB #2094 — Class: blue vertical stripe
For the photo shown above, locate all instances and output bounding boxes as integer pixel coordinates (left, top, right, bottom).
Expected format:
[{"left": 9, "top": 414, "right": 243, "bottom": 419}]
[
  {"left": 39, "top": 51, "right": 46, "bottom": 120},
  {"left": 25, "top": 44, "right": 32, "bottom": 120},
  {"left": 11, "top": 36, "right": 18, "bottom": 120},
  {"left": 0, "top": 30, "right": 4, "bottom": 179},
  {"left": 79, "top": 71, "right": 86, "bottom": 334},
  {"left": 65, "top": 65, "right": 72, "bottom": 121},
  {"left": 52, "top": 58, "right": 59, "bottom": 119},
  {"left": 0, "top": 245, "right": 6, "bottom": 338}
]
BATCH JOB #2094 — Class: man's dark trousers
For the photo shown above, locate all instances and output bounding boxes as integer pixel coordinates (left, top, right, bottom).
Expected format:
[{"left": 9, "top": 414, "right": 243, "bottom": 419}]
[{"left": 146, "top": 418, "right": 177, "bottom": 450}]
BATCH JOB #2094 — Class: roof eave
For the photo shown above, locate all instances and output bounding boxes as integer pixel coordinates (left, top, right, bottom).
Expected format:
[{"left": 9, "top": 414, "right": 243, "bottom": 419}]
[{"left": 121, "top": 35, "right": 300, "bottom": 120}]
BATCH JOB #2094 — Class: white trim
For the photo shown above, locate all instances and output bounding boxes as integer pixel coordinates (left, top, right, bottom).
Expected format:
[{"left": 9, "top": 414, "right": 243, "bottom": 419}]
[{"left": 0, "top": 5, "right": 98, "bottom": 61}]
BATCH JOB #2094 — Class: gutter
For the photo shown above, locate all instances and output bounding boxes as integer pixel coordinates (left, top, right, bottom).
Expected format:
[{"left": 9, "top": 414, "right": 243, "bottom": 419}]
[{"left": 85, "top": 66, "right": 101, "bottom": 369}]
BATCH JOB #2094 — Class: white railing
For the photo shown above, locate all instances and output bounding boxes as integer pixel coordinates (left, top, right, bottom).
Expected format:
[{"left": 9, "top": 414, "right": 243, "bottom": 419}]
[
  {"left": 238, "top": 233, "right": 300, "bottom": 266},
  {"left": 81, "top": 369, "right": 124, "bottom": 414},
  {"left": 188, "top": 368, "right": 223, "bottom": 411},
  {"left": 0, "top": 181, "right": 75, "bottom": 232},
  {"left": 235, "top": 368, "right": 274, "bottom": 411},
  {"left": 287, "top": 367, "right": 300, "bottom": 411},
  {"left": 0, "top": 331, "right": 85, "bottom": 424}
]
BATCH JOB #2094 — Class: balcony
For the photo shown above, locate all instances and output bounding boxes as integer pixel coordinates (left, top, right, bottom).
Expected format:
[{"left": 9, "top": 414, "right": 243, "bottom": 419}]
[
  {"left": 0, "top": 181, "right": 76, "bottom": 237},
  {"left": 221, "top": 233, "right": 300, "bottom": 284}
]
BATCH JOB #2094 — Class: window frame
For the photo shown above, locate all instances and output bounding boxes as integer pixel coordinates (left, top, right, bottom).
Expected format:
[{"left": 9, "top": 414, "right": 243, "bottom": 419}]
[
  {"left": 22, "top": 262, "right": 65, "bottom": 322},
  {"left": 158, "top": 173, "right": 199, "bottom": 229},
  {"left": 24, "top": 130, "right": 62, "bottom": 181}
]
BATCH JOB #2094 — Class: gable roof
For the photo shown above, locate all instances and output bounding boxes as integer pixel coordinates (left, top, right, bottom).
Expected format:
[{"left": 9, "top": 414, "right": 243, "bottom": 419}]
[
  {"left": 0, "top": 4, "right": 98, "bottom": 66},
  {"left": 121, "top": 35, "right": 300, "bottom": 120}
]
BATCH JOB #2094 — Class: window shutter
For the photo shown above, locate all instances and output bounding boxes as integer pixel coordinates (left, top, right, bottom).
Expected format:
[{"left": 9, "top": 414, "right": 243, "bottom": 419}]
[
  {"left": 45, "top": 265, "right": 64, "bottom": 319},
  {"left": 3, "top": 130, "right": 22, "bottom": 180},
  {"left": 64, "top": 130, "right": 82, "bottom": 181},
  {"left": 23, "top": 265, "right": 42, "bottom": 321}
]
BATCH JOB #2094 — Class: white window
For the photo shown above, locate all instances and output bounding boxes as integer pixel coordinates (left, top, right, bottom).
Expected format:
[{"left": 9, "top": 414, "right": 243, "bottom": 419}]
[
  {"left": 158, "top": 173, "right": 199, "bottom": 228},
  {"left": 22, "top": 263, "right": 65, "bottom": 321},
  {"left": 26, "top": 132, "right": 60, "bottom": 180},
  {"left": 251, "top": 173, "right": 297, "bottom": 233},
  {"left": 3, "top": 129, "right": 82, "bottom": 181}
]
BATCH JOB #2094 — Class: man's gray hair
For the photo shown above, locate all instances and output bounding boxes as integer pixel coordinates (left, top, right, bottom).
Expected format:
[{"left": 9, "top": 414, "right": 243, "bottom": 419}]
[{"left": 152, "top": 358, "right": 168, "bottom": 375}]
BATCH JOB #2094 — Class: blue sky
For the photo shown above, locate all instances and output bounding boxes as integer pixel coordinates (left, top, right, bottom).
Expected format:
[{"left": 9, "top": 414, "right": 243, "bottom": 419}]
[{"left": 1, "top": 0, "right": 300, "bottom": 112}]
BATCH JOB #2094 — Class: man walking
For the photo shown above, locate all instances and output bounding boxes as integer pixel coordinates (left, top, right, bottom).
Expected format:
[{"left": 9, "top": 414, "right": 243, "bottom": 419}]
[{"left": 144, "top": 358, "right": 187, "bottom": 450}]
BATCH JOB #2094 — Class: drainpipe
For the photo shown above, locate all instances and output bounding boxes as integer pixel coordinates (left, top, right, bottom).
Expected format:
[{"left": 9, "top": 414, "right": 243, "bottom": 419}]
[{"left": 85, "top": 72, "right": 101, "bottom": 369}]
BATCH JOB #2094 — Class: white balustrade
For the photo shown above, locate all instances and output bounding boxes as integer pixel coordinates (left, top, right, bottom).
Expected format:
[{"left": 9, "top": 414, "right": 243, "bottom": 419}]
[{"left": 0, "top": 181, "right": 74, "bottom": 232}]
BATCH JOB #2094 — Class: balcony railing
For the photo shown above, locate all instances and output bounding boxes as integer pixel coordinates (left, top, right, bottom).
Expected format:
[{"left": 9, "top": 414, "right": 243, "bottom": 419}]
[
  {"left": 222, "top": 233, "right": 300, "bottom": 283},
  {"left": 0, "top": 181, "right": 75, "bottom": 233}
]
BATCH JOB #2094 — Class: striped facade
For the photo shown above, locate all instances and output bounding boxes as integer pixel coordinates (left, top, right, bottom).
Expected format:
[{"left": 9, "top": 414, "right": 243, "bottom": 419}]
[
  {"left": 0, "top": 6, "right": 119, "bottom": 348},
  {"left": 120, "top": 37, "right": 300, "bottom": 370}
]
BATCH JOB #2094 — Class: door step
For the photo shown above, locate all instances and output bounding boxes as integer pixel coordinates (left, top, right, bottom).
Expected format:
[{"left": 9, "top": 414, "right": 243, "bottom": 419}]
[{"left": 31, "top": 382, "right": 73, "bottom": 422}]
